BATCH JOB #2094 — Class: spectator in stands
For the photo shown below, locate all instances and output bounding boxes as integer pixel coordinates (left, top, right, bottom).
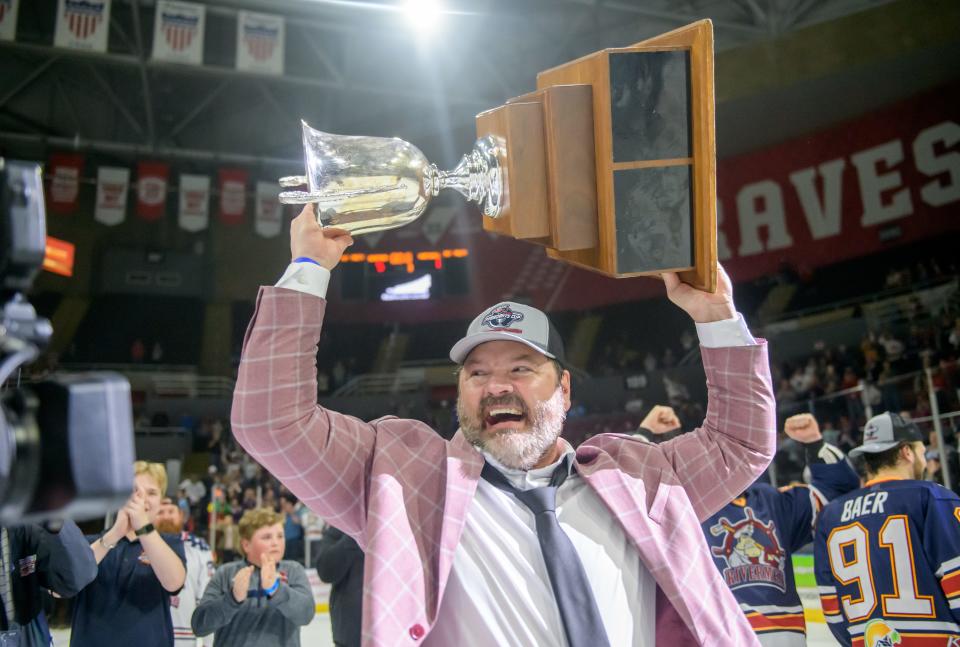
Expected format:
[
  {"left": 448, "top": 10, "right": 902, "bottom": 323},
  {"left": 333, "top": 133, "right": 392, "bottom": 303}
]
[
  {"left": 218, "top": 513, "right": 241, "bottom": 563},
  {"left": 0, "top": 520, "right": 96, "bottom": 647},
  {"left": 192, "top": 508, "right": 315, "bottom": 646},
  {"left": 156, "top": 497, "right": 215, "bottom": 647},
  {"left": 280, "top": 495, "right": 305, "bottom": 564},
  {"left": 71, "top": 461, "right": 187, "bottom": 647},
  {"left": 316, "top": 526, "right": 363, "bottom": 647}
]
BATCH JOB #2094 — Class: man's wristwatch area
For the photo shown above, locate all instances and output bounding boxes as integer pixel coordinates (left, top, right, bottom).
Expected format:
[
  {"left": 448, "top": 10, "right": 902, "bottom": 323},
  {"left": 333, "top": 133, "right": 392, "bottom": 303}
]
[{"left": 134, "top": 522, "right": 156, "bottom": 537}]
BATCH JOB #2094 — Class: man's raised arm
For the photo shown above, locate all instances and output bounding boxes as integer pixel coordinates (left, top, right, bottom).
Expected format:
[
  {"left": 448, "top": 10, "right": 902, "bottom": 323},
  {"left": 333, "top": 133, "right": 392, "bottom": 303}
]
[
  {"left": 649, "top": 266, "right": 776, "bottom": 520},
  {"left": 231, "top": 205, "right": 378, "bottom": 543}
]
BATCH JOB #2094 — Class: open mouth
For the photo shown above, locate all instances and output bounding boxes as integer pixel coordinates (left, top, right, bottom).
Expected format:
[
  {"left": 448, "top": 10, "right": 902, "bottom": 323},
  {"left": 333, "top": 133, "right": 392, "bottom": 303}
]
[{"left": 484, "top": 406, "right": 525, "bottom": 428}]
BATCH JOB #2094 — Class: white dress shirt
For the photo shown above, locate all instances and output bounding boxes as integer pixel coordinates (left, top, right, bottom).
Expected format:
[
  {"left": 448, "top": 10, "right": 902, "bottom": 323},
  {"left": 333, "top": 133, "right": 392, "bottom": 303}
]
[{"left": 276, "top": 261, "right": 757, "bottom": 645}]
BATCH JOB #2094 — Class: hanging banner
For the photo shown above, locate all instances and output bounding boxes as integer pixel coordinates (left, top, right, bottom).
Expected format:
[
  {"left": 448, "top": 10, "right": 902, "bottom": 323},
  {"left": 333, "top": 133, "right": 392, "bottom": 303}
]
[
  {"left": 178, "top": 174, "right": 210, "bottom": 232},
  {"left": 47, "top": 152, "right": 84, "bottom": 215},
  {"left": 0, "top": 0, "right": 20, "bottom": 41},
  {"left": 136, "top": 161, "right": 169, "bottom": 222},
  {"left": 236, "top": 11, "right": 284, "bottom": 76},
  {"left": 218, "top": 168, "right": 248, "bottom": 225},
  {"left": 152, "top": 0, "right": 205, "bottom": 66},
  {"left": 94, "top": 166, "right": 129, "bottom": 226},
  {"left": 54, "top": 0, "right": 110, "bottom": 52},
  {"left": 254, "top": 181, "right": 282, "bottom": 238}
]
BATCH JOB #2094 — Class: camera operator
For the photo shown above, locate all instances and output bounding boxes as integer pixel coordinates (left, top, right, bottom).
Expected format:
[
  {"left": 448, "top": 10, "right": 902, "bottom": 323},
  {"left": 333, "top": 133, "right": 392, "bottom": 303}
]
[
  {"left": 70, "top": 462, "right": 186, "bottom": 647},
  {"left": 0, "top": 520, "right": 97, "bottom": 646}
]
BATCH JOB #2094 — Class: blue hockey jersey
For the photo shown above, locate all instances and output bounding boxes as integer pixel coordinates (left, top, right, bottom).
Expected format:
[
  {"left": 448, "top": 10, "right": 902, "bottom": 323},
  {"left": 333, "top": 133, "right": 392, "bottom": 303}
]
[
  {"left": 703, "top": 459, "right": 860, "bottom": 645},
  {"left": 814, "top": 478, "right": 960, "bottom": 646}
]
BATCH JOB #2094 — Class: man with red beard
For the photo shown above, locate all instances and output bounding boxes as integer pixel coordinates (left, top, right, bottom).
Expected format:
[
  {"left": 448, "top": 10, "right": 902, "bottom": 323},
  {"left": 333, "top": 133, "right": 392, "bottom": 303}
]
[
  {"left": 231, "top": 205, "right": 777, "bottom": 646},
  {"left": 155, "top": 498, "right": 214, "bottom": 646}
]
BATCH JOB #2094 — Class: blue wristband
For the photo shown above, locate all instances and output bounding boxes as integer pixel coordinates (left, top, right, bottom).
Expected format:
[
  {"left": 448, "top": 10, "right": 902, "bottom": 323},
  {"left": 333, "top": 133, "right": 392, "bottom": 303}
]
[
  {"left": 293, "top": 256, "right": 321, "bottom": 266},
  {"left": 264, "top": 578, "right": 280, "bottom": 597}
]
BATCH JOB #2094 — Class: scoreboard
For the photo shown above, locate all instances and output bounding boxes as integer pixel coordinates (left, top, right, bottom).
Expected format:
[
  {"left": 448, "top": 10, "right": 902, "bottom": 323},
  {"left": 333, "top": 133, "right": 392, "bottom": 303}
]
[{"left": 338, "top": 248, "right": 470, "bottom": 302}]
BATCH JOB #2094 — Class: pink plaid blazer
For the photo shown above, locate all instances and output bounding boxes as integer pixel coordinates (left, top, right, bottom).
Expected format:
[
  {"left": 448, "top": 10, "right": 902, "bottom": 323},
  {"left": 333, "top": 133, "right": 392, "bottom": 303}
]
[{"left": 232, "top": 288, "right": 777, "bottom": 646}]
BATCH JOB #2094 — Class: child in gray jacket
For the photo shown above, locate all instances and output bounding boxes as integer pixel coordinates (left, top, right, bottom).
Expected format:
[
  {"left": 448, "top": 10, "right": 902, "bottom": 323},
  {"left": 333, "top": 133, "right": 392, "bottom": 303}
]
[{"left": 192, "top": 507, "right": 315, "bottom": 646}]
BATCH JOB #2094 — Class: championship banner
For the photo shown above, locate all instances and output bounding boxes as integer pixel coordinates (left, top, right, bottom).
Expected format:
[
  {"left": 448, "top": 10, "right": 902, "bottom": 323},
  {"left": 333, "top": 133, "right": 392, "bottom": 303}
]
[
  {"left": 254, "top": 181, "right": 282, "bottom": 238},
  {"left": 0, "top": 0, "right": 20, "bottom": 42},
  {"left": 47, "top": 152, "right": 84, "bottom": 215},
  {"left": 236, "top": 11, "right": 284, "bottom": 76},
  {"left": 54, "top": 0, "right": 110, "bottom": 52},
  {"left": 178, "top": 174, "right": 210, "bottom": 232},
  {"left": 218, "top": 168, "right": 248, "bottom": 225},
  {"left": 94, "top": 166, "right": 129, "bottom": 226},
  {"left": 152, "top": 0, "right": 205, "bottom": 66},
  {"left": 136, "top": 161, "right": 169, "bottom": 222}
]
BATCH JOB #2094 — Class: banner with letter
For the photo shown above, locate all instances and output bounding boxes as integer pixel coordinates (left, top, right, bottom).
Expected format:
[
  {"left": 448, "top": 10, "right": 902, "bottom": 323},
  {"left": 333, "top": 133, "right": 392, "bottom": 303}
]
[
  {"left": 236, "top": 11, "right": 284, "bottom": 76},
  {"left": 254, "top": 181, "right": 282, "bottom": 238},
  {"left": 178, "top": 174, "right": 210, "bottom": 232},
  {"left": 0, "top": 0, "right": 20, "bottom": 41},
  {"left": 136, "top": 161, "right": 169, "bottom": 222},
  {"left": 218, "top": 168, "right": 248, "bottom": 225},
  {"left": 152, "top": 0, "right": 205, "bottom": 65},
  {"left": 94, "top": 166, "right": 129, "bottom": 226},
  {"left": 47, "top": 153, "right": 84, "bottom": 215},
  {"left": 54, "top": 0, "right": 110, "bottom": 52}
]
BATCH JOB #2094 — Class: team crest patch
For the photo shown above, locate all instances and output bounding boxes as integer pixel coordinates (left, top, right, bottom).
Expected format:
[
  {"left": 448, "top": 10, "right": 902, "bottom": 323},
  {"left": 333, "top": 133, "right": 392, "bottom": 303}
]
[
  {"left": 709, "top": 507, "right": 786, "bottom": 592},
  {"left": 482, "top": 304, "right": 524, "bottom": 331},
  {"left": 17, "top": 555, "right": 36, "bottom": 577}
]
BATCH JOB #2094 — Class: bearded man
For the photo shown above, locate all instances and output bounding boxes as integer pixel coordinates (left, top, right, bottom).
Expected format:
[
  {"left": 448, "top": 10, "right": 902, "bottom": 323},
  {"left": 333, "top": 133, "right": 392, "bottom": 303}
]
[{"left": 231, "top": 205, "right": 776, "bottom": 647}]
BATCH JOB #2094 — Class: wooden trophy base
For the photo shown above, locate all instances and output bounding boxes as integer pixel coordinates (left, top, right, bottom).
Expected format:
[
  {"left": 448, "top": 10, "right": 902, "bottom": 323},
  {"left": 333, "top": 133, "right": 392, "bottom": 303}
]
[{"left": 476, "top": 20, "right": 717, "bottom": 292}]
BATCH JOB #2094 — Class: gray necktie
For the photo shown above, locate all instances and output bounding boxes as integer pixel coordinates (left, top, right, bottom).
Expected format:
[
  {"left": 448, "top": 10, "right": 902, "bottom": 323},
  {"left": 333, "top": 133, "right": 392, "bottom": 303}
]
[{"left": 481, "top": 458, "right": 611, "bottom": 647}]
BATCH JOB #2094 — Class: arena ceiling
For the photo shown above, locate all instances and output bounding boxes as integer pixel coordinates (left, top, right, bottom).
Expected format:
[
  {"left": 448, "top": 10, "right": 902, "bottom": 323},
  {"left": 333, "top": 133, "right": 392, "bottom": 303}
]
[{"left": 0, "top": 0, "right": 896, "bottom": 172}]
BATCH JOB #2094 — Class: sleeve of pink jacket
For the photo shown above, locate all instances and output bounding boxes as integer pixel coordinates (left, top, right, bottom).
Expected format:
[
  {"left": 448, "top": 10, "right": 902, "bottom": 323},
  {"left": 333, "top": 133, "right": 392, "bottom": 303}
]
[
  {"left": 653, "top": 341, "right": 777, "bottom": 522},
  {"left": 231, "top": 287, "right": 375, "bottom": 545}
]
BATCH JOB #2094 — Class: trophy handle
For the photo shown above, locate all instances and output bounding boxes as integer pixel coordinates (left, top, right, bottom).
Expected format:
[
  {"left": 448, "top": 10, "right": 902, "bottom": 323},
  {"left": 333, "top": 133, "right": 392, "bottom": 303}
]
[{"left": 278, "top": 190, "right": 325, "bottom": 204}]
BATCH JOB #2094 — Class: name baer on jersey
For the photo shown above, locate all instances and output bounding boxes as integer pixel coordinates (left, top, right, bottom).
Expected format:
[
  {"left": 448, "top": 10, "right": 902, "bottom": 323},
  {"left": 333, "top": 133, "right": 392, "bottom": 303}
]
[{"left": 815, "top": 478, "right": 960, "bottom": 646}]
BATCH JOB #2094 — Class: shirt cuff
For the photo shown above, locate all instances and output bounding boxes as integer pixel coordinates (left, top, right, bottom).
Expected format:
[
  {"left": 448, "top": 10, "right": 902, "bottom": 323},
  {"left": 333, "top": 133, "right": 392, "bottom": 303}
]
[
  {"left": 695, "top": 313, "right": 757, "bottom": 348},
  {"left": 275, "top": 262, "right": 331, "bottom": 299}
]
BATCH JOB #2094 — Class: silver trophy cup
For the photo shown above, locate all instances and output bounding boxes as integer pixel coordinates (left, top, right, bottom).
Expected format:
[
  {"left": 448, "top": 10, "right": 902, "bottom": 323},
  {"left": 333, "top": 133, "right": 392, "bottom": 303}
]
[{"left": 279, "top": 121, "right": 503, "bottom": 236}]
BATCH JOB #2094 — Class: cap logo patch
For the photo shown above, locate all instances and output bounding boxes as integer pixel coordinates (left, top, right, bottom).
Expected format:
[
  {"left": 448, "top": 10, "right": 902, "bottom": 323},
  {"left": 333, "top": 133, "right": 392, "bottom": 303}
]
[
  {"left": 864, "top": 422, "right": 880, "bottom": 442},
  {"left": 482, "top": 304, "right": 524, "bottom": 331}
]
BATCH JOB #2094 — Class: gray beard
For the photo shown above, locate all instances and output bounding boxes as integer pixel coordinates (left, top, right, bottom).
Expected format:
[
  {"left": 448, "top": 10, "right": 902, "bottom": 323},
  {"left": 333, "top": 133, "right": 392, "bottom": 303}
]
[{"left": 457, "top": 386, "right": 567, "bottom": 470}]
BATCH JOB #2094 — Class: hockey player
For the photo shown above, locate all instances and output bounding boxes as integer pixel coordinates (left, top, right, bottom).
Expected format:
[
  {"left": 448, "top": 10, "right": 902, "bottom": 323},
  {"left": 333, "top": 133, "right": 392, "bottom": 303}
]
[
  {"left": 638, "top": 407, "right": 860, "bottom": 645},
  {"left": 156, "top": 497, "right": 215, "bottom": 646},
  {"left": 814, "top": 411, "right": 960, "bottom": 646}
]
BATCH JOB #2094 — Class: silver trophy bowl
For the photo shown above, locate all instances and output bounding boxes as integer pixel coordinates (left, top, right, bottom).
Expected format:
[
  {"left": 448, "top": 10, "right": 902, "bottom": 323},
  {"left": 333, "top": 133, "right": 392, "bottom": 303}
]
[{"left": 279, "top": 121, "right": 503, "bottom": 236}]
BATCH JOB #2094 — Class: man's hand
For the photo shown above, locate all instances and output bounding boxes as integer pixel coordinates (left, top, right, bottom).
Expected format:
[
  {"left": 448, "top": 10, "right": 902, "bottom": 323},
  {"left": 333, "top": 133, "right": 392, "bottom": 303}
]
[
  {"left": 124, "top": 491, "right": 150, "bottom": 533},
  {"left": 290, "top": 204, "right": 354, "bottom": 270},
  {"left": 784, "top": 413, "right": 822, "bottom": 444},
  {"left": 662, "top": 263, "right": 736, "bottom": 323},
  {"left": 640, "top": 405, "right": 682, "bottom": 435},
  {"left": 232, "top": 565, "right": 254, "bottom": 603},
  {"left": 260, "top": 553, "right": 277, "bottom": 590}
]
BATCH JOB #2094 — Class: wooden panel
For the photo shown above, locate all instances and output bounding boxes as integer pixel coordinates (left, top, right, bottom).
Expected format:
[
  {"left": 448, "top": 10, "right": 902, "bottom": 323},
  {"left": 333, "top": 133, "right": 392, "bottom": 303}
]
[
  {"left": 538, "top": 50, "right": 617, "bottom": 274},
  {"left": 476, "top": 102, "right": 550, "bottom": 240},
  {"left": 541, "top": 84, "right": 598, "bottom": 251},
  {"left": 535, "top": 20, "right": 718, "bottom": 292}
]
